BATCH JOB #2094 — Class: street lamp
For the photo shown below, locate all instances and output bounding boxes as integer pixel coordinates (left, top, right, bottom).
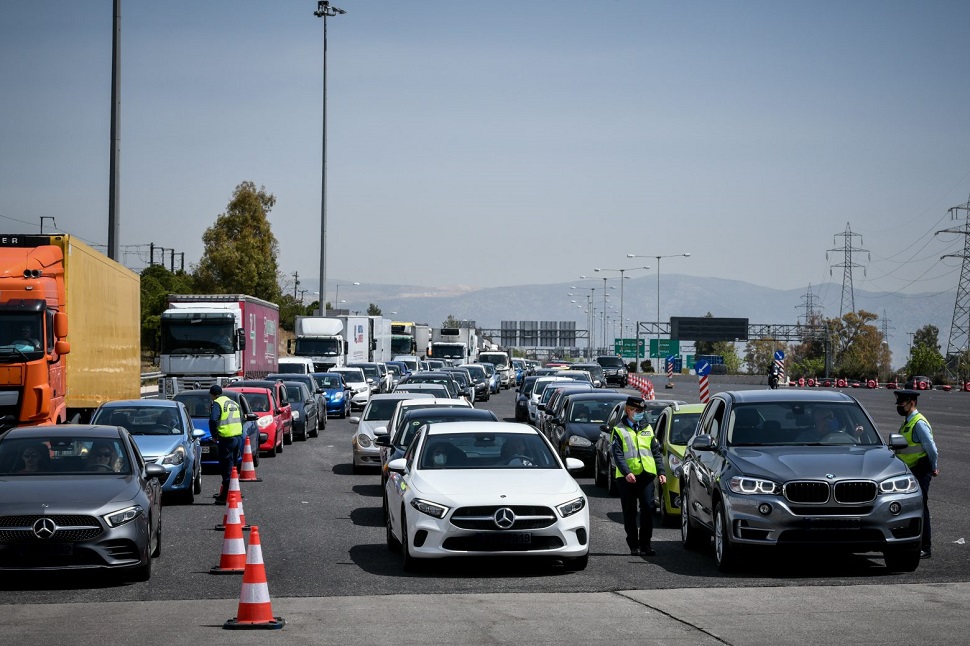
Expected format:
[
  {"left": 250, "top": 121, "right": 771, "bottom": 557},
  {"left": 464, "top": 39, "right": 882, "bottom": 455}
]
[
  {"left": 570, "top": 285, "right": 597, "bottom": 358},
  {"left": 628, "top": 252, "right": 690, "bottom": 365},
  {"left": 332, "top": 281, "right": 359, "bottom": 311},
  {"left": 595, "top": 265, "right": 649, "bottom": 357},
  {"left": 314, "top": 1, "right": 345, "bottom": 327}
]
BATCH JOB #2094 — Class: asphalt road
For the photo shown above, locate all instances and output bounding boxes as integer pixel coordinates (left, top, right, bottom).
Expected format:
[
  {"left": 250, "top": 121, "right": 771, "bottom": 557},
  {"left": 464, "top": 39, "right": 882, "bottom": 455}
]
[{"left": 1, "top": 381, "right": 968, "bottom": 644}]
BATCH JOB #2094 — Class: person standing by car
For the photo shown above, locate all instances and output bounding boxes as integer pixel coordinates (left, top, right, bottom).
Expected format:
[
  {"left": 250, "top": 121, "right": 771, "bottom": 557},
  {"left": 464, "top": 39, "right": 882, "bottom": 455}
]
[
  {"left": 611, "top": 396, "right": 666, "bottom": 556},
  {"left": 894, "top": 389, "right": 940, "bottom": 559},
  {"left": 210, "top": 384, "right": 243, "bottom": 504}
]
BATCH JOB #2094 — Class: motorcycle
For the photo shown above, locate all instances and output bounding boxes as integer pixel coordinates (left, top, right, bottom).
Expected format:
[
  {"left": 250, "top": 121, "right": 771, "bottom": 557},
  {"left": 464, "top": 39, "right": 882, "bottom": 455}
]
[{"left": 768, "top": 371, "right": 780, "bottom": 390}]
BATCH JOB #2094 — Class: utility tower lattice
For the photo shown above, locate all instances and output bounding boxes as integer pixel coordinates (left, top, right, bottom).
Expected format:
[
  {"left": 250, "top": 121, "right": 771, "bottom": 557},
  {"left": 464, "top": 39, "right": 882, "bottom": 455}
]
[
  {"left": 827, "top": 222, "right": 869, "bottom": 318},
  {"left": 941, "top": 194, "right": 970, "bottom": 360},
  {"left": 795, "top": 284, "right": 821, "bottom": 328}
]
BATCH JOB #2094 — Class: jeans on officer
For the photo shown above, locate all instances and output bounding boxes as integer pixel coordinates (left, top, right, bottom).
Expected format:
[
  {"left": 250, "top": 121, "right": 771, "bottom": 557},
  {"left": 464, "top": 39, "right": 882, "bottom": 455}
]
[{"left": 217, "top": 435, "right": 244, "bottom": 494}]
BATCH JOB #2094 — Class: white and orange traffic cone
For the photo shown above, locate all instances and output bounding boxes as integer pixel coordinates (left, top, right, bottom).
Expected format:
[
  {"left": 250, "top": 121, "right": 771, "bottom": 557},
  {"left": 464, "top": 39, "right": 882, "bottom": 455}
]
[
  {"left": 210, "top": 495, "right": 247, "bottom": 575},
  {"left": 223, "top": 526, "right": 285, "bottom": 630},
  {"left": 238, "top": 437, "right": 262, "bottom": 482},
  {"left": 216, "top": 467, "right": 249, "bottom": 531}
]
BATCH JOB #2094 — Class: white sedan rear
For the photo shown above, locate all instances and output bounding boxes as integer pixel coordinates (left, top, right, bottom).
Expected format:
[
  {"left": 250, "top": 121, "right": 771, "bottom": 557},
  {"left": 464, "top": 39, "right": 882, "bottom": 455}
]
[{"left": 385, "top": 421, "right": 589, "bottom": 571}]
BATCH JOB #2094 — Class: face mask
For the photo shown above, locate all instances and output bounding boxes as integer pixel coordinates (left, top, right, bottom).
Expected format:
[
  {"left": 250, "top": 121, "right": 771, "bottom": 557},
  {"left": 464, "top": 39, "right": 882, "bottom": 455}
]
[
  {"left": 433, "top": 453, "right": 447, "bottom": 466},
  {"left": 632, "top": 412, "right": 645, "bottom": 422},
  {"left": 896, "top": 405, "right": 908, "bottom": 417}
]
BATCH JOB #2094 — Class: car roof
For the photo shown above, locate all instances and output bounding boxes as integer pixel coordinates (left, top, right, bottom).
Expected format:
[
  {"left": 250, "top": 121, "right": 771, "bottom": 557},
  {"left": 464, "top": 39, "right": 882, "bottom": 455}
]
[
  {"left": 5, "top": 424, "right": 124, "bottom": 440},
  {"left": 561, "top": 392, "right": 625, "bottom": 402},
  {"left": 721, "top": 390, "right": 858, "bottom": 404},
  {"left": 400, "top": 408, "right": 498, "bottom": 422},
  {"left": 230, "top": 379, "right": 282, "bottom": 388},
  {"left": 667, "top": 403, "right": 706, "bottom": 414},
  {"left": 97, "top": 399, "right": 180, "bottom": 408},
  {"left": 370, "top": 393, "right": 431, "bottom": 401},
  {"left": 426, "top": 421, "right": 537, "bottom": 436}
]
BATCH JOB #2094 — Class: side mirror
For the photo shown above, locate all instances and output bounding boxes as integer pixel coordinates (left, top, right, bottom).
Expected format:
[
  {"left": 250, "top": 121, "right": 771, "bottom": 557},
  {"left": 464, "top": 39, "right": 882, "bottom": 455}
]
[
  {"left": 145, "top": 464, "right": 168, "bottom": 480},
  {"left": 888, "top": 433, "right": 908, "bottom": 450},
  {"left": 375, "top": 435, "right": 391, "bottom": 447},
  {"left": 689, "top": 434, "right": 714, "bottom": 451},
  {"left": 192, "top": 429, "right": 206, "bottom": 439},
  {"left": 387, "top": 458, "right": 407, "bottom": 473},
  {"left": 245, "top": 413, "right": 258, "bottom": 422},
  {"left": 374, "top": 426, "right": 388, "bottom": 436},
  {"left": 565, "top": 457, "right": 584, "bottom": 471},
  {"left": 236, "top": 327, "right": 247, "bottom": 351}
]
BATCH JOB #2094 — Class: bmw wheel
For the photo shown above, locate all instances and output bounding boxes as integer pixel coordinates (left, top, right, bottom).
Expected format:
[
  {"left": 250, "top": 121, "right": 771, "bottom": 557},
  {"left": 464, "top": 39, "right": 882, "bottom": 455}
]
[{"left": 714, "top": 502, "right": 739, "bottom": 571}]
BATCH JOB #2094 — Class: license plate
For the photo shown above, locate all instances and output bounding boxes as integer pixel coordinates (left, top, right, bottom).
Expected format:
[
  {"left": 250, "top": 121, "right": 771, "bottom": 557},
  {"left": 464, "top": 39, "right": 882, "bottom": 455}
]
[
  {"left": 803, "top": 517, "right": 861, "bottom": 528},
  {"left": 201, "top": 446, "right": 211, "bottom": 454},
  {"left": 476, "top": 532, "right": 532, "bottom": 545},
  {"left": 19, "top": 543, "right": 73, "bottom": 557}
]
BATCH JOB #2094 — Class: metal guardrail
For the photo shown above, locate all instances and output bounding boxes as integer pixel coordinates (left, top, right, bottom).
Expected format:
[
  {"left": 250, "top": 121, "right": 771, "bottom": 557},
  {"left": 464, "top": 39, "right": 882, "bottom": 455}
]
[{"left": 141, "top": 372, "right": 161, "bottom": 382}]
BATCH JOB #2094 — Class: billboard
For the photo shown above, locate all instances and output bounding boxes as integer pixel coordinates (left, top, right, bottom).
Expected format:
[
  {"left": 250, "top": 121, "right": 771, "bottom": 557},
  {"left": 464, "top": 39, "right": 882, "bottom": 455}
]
[{"left": 670, "top": 317, "right": 748, "bottom": 342}]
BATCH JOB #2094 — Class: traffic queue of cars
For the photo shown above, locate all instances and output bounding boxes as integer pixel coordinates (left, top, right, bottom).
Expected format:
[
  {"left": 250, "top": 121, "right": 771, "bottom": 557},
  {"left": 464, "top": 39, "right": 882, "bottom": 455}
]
[{"left": 0, "top": 369, "right": 356, "bottom": 581}]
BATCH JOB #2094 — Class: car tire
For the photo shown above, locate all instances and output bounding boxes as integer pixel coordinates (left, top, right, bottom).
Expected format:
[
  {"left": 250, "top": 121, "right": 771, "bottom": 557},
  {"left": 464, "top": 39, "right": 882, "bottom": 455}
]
[
  {"left": 606, "top": 458, "right": 618, "bottom": 497},
  {"left": 284, "top": 427, "right": 294, "bottom": 445},
  {"left": 659, "top": 493, "right": 677, "bottom": 528},
  {"left": 562, "top": 553, "right": 589, "bottom": 571},
  {"left": 680, "top": 487, "right": 708, "bottom": 550},
  {"left": 400, "top": 510, "right": 418, "bottom": 572},
  {"left": 193, "top": 467, "right": 203, "bottom": 495},
  {"left": 594, "top": 452, "right": 606, "bottom": 488},
  {"left": 884, "top": 547, "right": 921, "bottom": 572},
  {"left": 714, "top": 502, "right": 740, "bottom": 571},
  {"left": 130, "top": 556, "right": 152, "bottom": 582}
]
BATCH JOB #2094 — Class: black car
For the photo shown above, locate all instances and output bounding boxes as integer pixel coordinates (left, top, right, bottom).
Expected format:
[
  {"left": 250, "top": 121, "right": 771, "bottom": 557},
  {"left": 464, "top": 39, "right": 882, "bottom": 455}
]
[
  {"left": 281, "top": 381, "right": 319, "bottom": 441},
  {"left": 549, "top": 392, "right": 628, "bottom": 472},
  {"left": 266, "top": 372, "right": 327, "bottom": 431},
  {"left": 0, "top": 425, "right": 166, "bottom": 581},
  {"left": 680, "top": 390, "right": 924, "bottom": 572},
  {"left": 595, "top": 355, "right": 628, "bottom": 387},
  {"left": 398, "top": 371, "right": 461, "bottom": 399},
  {"left": 515, "top": 376, "right": 540, "bottom": 422}
]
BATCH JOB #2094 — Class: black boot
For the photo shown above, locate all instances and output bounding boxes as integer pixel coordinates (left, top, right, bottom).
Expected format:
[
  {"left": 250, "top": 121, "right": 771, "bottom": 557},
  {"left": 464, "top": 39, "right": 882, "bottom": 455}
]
[{"left": 213, "top": 484, "right": 227, "bottom": 504}]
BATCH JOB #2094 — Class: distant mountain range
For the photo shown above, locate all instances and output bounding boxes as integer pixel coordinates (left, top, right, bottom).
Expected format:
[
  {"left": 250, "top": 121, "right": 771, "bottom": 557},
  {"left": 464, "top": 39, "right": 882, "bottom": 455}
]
[{"left": 331, "top": 274, "right": 953, "bottom": 370}]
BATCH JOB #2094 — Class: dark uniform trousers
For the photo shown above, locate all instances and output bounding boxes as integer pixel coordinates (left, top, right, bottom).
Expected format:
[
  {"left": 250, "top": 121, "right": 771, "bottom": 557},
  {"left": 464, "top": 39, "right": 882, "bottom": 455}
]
[{"left": 616, "top": 474, "right": 657, "bottom": 551}]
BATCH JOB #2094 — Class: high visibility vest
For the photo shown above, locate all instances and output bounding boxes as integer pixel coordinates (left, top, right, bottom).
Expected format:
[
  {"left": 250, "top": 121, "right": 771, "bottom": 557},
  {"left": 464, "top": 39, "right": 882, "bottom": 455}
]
[
  {"left": 214, "top": 396, "right": 243, "bottom": 438},
  {"left": 613, "top": 422, "right": 658, "bottom": 478},
  {"left": 897, "top": 412, "right": 929, "bottom": 468}
]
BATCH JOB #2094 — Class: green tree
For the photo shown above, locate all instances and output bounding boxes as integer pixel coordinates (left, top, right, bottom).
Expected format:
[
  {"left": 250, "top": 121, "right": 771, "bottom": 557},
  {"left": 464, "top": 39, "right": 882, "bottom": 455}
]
[
  {"left": 367, "top": 303, "right": 382, "bottom": 316},
  {"left": 743, "top": 338, "right": 786, "bottom": 375},
  {"left": 193, "top": 181, "right": 281, "bottom": 302},
  {"left": 139, "top": 264, "right": 195, "bottom": 363},
  {"left": 906, "top": 344, "right": 946, "bottom": 381},
  {"left": 829, "top": 310, "right": 890, "bottom": 380},
  {"left": 442, "top": 315, "right": 460, "bottom": 328},
  {"left": 276, "top": 294, "right": 311, "bottom": 332},
  {"left": 912, "top": 325, "right": 940, "bottom": 352}
]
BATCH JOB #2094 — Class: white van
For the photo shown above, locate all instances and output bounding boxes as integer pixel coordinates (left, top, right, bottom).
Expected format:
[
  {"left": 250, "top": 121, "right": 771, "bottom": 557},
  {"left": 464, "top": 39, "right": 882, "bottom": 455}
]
[{"left": 277, "top": 356, "right": 315, "bottom": 374}]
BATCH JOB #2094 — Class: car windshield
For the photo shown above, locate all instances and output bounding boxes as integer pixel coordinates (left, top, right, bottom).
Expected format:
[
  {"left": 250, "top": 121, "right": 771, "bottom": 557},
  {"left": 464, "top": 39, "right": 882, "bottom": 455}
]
[
  {"left": 727, "top": 402, "right": 881, "bottom": 446},
  {"left": 419, "top": 432, "right": 557, "bottom": 470},
  {"left": 0, "top": 436, "right": 131, "bottom": 475},
  {"left": 351, "top": 365, "right": 380, "bottom": 380},
  {"left": 92, "top": 406, "right": 183, "bottom": 435},
  {"left": 239, "top": 392, "right": 271, "bottom": 412},
  {"left": 174, "top": 393, "right": 213, "bottom": 417},
  {"left": 597, "top": 357, "right": 625, "bottom": 368},
  {"left": 364, "top": 399, "right": 405, "bottom": 421},
  {"left": 316, "top": 374, "right": 344, "bottom": 388},
  {"left": 668, "top": 412, "right": 702, "bottom": 444},
  {"left": 568, "top": 400, "right": 615, "bottom": 424},
  {"left": 337, "top": 369, "right": 365, "bottom": 383}
]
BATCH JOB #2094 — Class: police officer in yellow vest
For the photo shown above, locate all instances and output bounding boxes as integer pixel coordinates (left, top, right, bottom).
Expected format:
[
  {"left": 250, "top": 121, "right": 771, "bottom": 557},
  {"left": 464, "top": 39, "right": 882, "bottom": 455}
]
[
  {"left": 611, "top": 396, "right": 666, "bottom": 556},
  {"left": 894, "top": 389, "right": 939, "bottom": 559},
  {"left": 209, "top": 384, "right": 243, "bottom": 504}
]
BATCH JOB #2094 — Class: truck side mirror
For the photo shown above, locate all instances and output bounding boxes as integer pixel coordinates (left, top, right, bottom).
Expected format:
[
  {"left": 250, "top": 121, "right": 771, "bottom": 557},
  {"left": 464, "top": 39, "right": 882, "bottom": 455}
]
[
  {"left": 55, "top": 340, "right": 71, "bottom": 356},
  {"left": 54, "top": 311, "right": 68, "bottom": 338},
  {"left": 236, "top": 327, "right": 247, "bottom": 351}
]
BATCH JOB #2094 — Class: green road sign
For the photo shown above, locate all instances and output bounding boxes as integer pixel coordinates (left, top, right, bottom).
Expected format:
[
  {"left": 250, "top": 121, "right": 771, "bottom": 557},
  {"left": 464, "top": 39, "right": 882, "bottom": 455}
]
[
  {"left": 613, "top": 338, "right": 644, "bottom": 359},
  {"left": 649, "top": 338, "right": 680, "bottom": 359}
]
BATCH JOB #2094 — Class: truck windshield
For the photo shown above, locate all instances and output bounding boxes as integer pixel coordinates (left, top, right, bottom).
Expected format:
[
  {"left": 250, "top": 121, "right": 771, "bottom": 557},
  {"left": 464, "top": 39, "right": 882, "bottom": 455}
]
[
  {"left": 434, "top": 344, "right": 465, "bottom": 359},
  {"left": 295, "top": 338, "right": 341, "bottom": 356},
  {"left": 161, "top": 321, "right": 234, "bottom": 354},
  {"left": 480, "top": 354, "right": 509, "bottom": 369},
  {"left": 391, "top": 337, "right": 413, "bottom": 354},
  {"left": 0, "top": 315, "right": 45, "bottom": 356}
]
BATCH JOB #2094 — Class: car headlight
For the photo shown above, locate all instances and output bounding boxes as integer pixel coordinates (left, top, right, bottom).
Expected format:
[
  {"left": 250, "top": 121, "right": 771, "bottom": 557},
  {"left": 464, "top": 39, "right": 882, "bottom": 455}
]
[
  {"left": 332, "top": 391, "right": 344, "bottom": 400},
  {"left": 668, "top": 454, "right": 682, "bottom": 471},
  {"left": 161, "top": 446, "right": 185, "bottom": 466},
  {"left": 356, "top": 433, "right": 373, "bottom": 448},
  {"left": 103, "top": 505, "right": 144, "bottom": 528},
  {"left": 568, "top": 436, "right": 592, "bottom": 447},
  {"left": 556, "top": 496, "right": 586, "bottom": 518},
  {"left": 880, "top": 474, "right": 919, "bottom": 494},
  {"left": 410, "top": 498, "right": 449, "bottom": 519},
  {"left": 729, "top": 476, "right": 781, "bottom": 495},
  {"left": 292, "top": 411, "right": 301, "bottom": 420},
  {"left": 256, "top": 416, "right": 272, "bottom": 429}
]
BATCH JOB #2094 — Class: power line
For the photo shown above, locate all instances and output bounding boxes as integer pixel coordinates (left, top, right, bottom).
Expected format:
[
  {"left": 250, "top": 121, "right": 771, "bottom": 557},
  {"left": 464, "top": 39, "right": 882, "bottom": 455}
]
[
  {"left": 941, "top": 194, "right": 970, "bottom": 359},
  {"left": 827, "top": 222, "right": 869, "bottom": 318}
]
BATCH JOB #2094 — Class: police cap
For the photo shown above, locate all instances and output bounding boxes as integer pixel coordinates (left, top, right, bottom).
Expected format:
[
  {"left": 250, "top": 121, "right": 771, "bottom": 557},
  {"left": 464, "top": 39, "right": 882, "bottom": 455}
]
[
  {"left": 625, "top": 396, "right": 646, "bottom": 410},
  {"left": 209, "top": 384, "right": 223, "bottom": 396},
  {"left": 893, "top": 389, "right": 919, "bottom": 403}
]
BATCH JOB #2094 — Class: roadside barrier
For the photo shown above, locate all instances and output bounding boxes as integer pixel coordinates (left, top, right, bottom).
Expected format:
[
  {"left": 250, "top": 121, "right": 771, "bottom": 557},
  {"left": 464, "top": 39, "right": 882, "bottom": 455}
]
[
  {"left": 964, "top": 382, "right": 970, "bottom": 392},
  {"left": 210, "top": 495, "right": 247, "bottom": 575},
  {"left": 807, "top": 378, "right": 815, "bottom": 387},
  {"left": 224, "top": 526, "right": 285, "bottom": 630},
  {"left": 698, "top": 374, "right": 710, "bottom": 403},
  {"left": 867, "top": 379, "right": 877, "bottom": 389},
  {"left": 239, "top": 437, "right": 262, "bottom": 482}
]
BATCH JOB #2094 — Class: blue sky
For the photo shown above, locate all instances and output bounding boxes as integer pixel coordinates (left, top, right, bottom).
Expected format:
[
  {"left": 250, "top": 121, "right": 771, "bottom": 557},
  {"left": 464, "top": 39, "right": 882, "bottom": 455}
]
[{"left": 2, "top": 1, "right": 969, "bottom": 306}]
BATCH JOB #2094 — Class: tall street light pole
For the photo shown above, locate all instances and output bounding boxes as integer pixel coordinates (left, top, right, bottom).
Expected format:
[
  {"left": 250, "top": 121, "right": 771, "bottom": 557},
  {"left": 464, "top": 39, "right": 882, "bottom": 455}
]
[
  {"left": 314, "top": 1, "right": 345, "bottom": 316},
  {"left": 332, "top": 281, "right": 359, "bottom": 312},
  {"left": 595, "top": 265, "right": 649, "bottom": 356},
  {"left": 628, "top": 252, "right": 690, "bottom": 365},
  {"left": 570, "top": 285, "right": 596, "bottom": 358}
]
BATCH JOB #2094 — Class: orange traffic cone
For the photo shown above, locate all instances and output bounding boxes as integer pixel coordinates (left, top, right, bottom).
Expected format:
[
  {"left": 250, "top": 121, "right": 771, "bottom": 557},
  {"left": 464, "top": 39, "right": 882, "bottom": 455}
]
[
  {"left": 210, "top": 495, "right": 246, "bottom": 575},
  {"left": 238, "top": 437, "right": 262, "bottom": 482},
  {"left": 223, "top": 526, "right": 285, "bottom": 630},
  {"left": 216, "top": 467, "right": 249, "bottom": 531}
]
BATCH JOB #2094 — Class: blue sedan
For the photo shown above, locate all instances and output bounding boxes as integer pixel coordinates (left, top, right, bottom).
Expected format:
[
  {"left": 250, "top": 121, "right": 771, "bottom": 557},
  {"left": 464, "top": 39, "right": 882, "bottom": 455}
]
[
  {"left": 90, "top": 399, "right": 204, "bottom": 504},
  {"left": 313, "top": 372, "right": 351, "bottom": 418},
  {"left": 172, "top": 389, "right": 262, "bottom": 471}
]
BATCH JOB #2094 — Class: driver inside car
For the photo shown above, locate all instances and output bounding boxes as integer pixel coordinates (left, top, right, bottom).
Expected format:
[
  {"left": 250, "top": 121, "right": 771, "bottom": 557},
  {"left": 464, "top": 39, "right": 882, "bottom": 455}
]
[{"left": 500, "top": 436, "right": 533, "bottom": 466}]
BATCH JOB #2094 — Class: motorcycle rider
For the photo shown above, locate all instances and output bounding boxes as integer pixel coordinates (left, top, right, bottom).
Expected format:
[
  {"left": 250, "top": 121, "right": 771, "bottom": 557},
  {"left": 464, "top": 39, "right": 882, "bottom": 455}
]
[{"left": 767, "top": 362, "right": 781, "bottom": 389}]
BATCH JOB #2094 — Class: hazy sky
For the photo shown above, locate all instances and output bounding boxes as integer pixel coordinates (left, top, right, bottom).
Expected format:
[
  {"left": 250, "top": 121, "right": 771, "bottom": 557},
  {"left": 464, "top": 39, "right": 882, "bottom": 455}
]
[{"left": 2, "top": 1, "right": 969, "bottom": 303}]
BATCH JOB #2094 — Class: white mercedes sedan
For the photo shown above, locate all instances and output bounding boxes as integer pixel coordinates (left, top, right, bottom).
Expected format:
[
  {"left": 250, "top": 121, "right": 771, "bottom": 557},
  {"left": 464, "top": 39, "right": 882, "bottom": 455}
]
[{"left": 384, "top": 421, "right": 589, "bottom": 571}]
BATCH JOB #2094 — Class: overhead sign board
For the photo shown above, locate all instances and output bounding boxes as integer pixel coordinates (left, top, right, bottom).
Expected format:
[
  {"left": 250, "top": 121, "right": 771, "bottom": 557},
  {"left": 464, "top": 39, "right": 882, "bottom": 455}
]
[
  {"left": 649, "top": 338, "right": 680, "bottom": 358},
  {"left": 670, "top": 317, "right": 749, "bottom": 342}
]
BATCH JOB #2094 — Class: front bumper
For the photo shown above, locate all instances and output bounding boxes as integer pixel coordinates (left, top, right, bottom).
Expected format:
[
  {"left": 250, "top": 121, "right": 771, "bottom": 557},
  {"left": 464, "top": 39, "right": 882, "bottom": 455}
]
[{"left": 721, "top": 489, "right": 923, "bottom": 551}]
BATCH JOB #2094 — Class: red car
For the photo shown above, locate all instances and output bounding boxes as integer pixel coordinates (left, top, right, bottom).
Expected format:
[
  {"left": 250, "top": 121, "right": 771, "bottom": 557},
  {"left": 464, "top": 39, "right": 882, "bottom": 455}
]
[{"left": 226, "top": 381, "right": 293, "bottom": 456}]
